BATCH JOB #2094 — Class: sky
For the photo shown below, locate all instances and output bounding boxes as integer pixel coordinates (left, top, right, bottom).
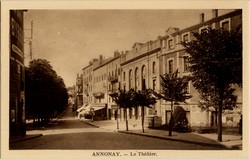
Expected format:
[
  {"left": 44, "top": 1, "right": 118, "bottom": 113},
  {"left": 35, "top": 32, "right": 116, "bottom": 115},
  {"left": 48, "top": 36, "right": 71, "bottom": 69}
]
[{"left": 23, "top": 9, "right": 234, "bottom": 87}]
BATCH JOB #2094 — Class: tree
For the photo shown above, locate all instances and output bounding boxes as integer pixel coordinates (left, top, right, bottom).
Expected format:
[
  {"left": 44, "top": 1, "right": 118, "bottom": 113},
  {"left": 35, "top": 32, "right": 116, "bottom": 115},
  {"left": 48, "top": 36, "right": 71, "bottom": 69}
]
[
  {"left": 199, "top": 86, "right": 238, "bottom": 127},
  {"left": 181, "top": 27, "right": 242, "bottom": 141},
  {"left": 109, "top": 88, "right": 136, "bottom": 131},
  {"left": 134, "top": 89, "right": 156, "bottom": 133},
  {"left": 155, "top": 69, "right": 191, "bottom": 136},
  {"left": 173, "top": 106, "right": 191, "bottom": 133},
  {"left": 25, "top": 59, "right": 68, "bottom": 126}
]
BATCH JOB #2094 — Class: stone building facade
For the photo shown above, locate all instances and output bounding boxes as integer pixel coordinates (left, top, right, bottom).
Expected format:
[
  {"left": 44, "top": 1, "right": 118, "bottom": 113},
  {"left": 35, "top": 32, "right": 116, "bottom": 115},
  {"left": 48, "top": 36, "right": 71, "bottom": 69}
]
[
  {"left": 79, "top": 9, "right": 242, "bottom": 127},
  {"left": 10, "top": 10, "right": 26, "bottom": 137}
]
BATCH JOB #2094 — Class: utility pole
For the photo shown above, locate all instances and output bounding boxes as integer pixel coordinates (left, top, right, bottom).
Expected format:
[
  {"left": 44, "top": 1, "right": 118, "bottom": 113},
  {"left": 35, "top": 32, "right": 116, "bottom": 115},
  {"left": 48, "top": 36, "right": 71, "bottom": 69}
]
[
  {"left": 24, "top": 20, "right": 33, "bottom": 63},
  {"left": 30, "top": 20, "right": 33, "bottom": 60}
]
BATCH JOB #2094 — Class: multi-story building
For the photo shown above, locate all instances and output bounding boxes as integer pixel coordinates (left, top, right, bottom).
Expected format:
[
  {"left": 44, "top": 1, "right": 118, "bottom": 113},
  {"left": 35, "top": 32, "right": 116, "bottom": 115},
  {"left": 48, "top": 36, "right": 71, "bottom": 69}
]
[
  {"left": 75, "top": 74, "right": 83, "bottom": 109},
  {"left": 159, "top": 9, "right": 242, "bottom": 127},
  {"left": 106, "top": 51, "right": 121, "bottom": 120},
  {"left": 82, "top": 60, "right": 95, "bottom": 106},
  {"left": 120, "top": 38, "right": 162, "bottom": 122},
  {"left": 79, "top": 9, "right": 242, "bottom": 127},
  {"left": 10, "top": 10, "right": 26, "bottom": 137}
]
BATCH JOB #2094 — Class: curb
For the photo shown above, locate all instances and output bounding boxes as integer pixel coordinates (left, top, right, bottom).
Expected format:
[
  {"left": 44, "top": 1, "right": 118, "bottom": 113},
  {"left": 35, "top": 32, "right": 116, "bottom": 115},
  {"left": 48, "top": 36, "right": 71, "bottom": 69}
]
[
  {"left": 118, "top": 131, "right": 228, "bottom": 149},
  {"left": 10, "top": 134, "right": 43, "bottom": 144},
  {"left": 82, "top": 120, "right": 241, "bottom": 150},
  {"left": 81, "top": 120, "right": 100, "bottom": 128}
]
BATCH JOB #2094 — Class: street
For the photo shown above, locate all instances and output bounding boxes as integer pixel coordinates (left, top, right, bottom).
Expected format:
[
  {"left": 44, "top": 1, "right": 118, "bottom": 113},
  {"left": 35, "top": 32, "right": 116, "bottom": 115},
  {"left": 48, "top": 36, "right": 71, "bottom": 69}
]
[{"left": 10, "top": 106, "right": 226, "bottom": 150}]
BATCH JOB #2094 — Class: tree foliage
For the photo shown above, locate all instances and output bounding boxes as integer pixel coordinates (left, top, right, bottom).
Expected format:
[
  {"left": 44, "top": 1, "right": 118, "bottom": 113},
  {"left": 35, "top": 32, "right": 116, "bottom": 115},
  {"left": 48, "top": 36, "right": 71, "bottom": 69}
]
[
  {"left": 181, "top": 27, "right": 242, "bottom": 92},
  {"left": 110, "top": 88, "right": 136, "bottom": 131},
  {"left": 155, "top": 69, "right": 191, "bottom": 136},
  {"left": 157, "top": 69, "right": 191, "bottom": 103},
  {"left": 181, "top": 27, "right": 242, "bottom": 141},
  {"left": 111, "top": 89, "right": 136, "bottom": 109},
  {"left": 25, "top": 59, "right": 68, "bottom": 126}
]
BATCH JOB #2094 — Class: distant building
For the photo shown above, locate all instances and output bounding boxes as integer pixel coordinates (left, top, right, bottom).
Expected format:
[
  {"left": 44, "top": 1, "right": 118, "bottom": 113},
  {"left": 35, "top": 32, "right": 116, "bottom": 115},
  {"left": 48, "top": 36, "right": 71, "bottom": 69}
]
[
  {"left": 75, "top": 74, "right": 83, "bottom": 108},
  {"left": 82, "top": 61, "right": 94, "bottom": 106},
  {"left": 10, "top": 10, "right": 26, "bottom": 137},
  {"left": 106, "top": 51, "right": 121, "bottom": 120}
]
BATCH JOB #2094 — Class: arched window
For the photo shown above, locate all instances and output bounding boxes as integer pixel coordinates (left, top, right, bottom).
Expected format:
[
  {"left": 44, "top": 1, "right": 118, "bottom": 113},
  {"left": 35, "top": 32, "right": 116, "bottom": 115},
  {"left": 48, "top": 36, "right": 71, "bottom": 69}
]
[
  {"left": 152, "top": 61, "right": 156, "bottom": 74},
  {"left": 123, "top": 71, "right": 126, "bottom": 81},
  {"left": 141, "top": 65, "right": 146, "bottom": 90},
  {"left": 135, "top": 67, "right": 139, "bottom": 90},
  {"left": 129, "top": 69, "right": 133, "bottom": 89}
]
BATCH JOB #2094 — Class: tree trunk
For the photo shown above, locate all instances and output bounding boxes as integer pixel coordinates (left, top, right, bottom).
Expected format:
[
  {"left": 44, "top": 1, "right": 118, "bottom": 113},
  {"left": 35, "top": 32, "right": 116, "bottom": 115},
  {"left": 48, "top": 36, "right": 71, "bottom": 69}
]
[
  {"left": 217, "top": 103, "right": 223, "bottom": 142},
  {"left": 217, "top": 87, "right": 224, "bottom": 142},
  {"left": 117, "top": 109, "right": 119, "bottom": 130},
  {"left": 142, "top": 106, "right": 145, "bottom": 133},
  {"left": 215, "top": 109, "right": 218, "bottom": 126},
  {"left": 169, "top": 101, "right": 173, "bottom": 136},
  {"left": 125, "top": 109, "right": 128, "bottom": 131}
]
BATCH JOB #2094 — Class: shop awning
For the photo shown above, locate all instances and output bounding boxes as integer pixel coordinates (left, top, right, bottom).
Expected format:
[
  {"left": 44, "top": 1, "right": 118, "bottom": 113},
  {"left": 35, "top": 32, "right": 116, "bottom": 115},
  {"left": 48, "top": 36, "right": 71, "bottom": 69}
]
[
  {"left": 90, "top": 103, "right": 106, "bottom": 111},
  {"left": 77, "top": 104, "right": 91, "bottom": 113},
  {"left": 76, "top": 106, "right": 85, "bottom": 112}
]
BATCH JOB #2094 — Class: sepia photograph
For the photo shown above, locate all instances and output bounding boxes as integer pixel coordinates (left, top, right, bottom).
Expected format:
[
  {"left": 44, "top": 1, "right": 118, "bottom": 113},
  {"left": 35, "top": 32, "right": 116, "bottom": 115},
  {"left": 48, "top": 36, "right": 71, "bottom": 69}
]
[{"left": 1, "top": 1, "right": 249, "bottom": 159}]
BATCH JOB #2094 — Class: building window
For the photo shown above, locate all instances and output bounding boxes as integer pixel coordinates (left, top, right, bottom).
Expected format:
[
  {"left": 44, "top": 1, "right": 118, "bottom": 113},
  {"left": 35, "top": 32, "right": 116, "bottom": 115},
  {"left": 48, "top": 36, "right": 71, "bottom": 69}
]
[
  {"left": 162, "top": 39, "right": 165, "bottom": 48},
  {"left": 152, "top": 61, "right": 156, "bottom": 74},
  {"left": 220, "top": 18, "right": 231, "bottom": 31},
  {"left": 123, "top": 71, "right": 126, "bottom": 81},
  {"left": 168, "top": 59, "right": 173, "bottom": 74},
  {"left": 152, "top": 79, "right": 156, "bottom": 91},
  {"left": 135, "top": 68, "right": 139, "bottom": 90},
  {"left": 199, "top": 25, "right": 209, "bottom": 34},
  {"left": 183, "top": 82, "right": 190, "bottom": 94},
  {"left": 182, "top": 33, "right": 190, "bottom": 43},
  {"left": 167, "top": 38, "right": 174, "bottom": 50},
  {"left": 141, "top": 65, "right": 146, "bottom": 90},
  {"left": 183, "top": 56, "right": 189, "bottom": 72},
  {"left": 129, "top": 69, "right": 133, "bottom": 89}
]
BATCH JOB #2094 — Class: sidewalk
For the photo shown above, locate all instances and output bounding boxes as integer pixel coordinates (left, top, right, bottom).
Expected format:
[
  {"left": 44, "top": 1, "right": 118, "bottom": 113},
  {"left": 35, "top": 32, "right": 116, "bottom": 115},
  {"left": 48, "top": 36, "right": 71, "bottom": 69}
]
[
  {"left": 10, "top": 134, "right": 43, "bottom": 144},
  {"left": 10, "top": 109, "right": 68, "bottom": 144},
  {"left": 82, "top": 119, "right": 242, "bottom": 150}
]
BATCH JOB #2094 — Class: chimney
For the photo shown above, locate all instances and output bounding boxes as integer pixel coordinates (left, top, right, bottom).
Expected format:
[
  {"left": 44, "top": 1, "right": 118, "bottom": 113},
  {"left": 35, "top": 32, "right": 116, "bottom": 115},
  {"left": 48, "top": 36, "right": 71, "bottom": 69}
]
[
  {"left": 99, "top": 55, "right": 103, "bottom": 63},
  {"left": 200, "top": 13, "right": 205, "bottom": 23},
  {"left": 212, "top": 9, "right": 218, "bottom": 18},
  {"left": 114, "top": 50, "right": 120, "bottom": 57}
]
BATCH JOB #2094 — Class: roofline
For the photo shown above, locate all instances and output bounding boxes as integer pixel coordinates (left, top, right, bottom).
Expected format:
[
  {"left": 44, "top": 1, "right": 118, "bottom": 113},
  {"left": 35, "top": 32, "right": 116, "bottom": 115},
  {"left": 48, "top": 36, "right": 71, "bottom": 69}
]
[
  {"left": 120, "top": 48, "right": 161, "bottom": 66},
  {"left": 93, "top": 55, "right": 121, "bottom": 71},
  {"left": 82, "top": 63, "right": 93, "bottom": 71},
  {"left": 174, "top": 9, "right": 242, "bottom": 36}
]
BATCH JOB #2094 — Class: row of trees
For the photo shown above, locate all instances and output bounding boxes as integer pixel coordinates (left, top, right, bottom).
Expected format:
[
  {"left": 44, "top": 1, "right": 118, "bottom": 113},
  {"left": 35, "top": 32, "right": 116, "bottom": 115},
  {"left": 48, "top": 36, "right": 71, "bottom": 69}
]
[
  {"left": 25, "top": 59, "right": 69, "bottom": 126},
  {"left": 110, "top": 88, "right": 156, "bottom": 133},
  {"left": 110, "top": 69, "right": 191, "bottom": 135},
  {"left": 111, "top": 27, "right": 242, "bottom": 142}
]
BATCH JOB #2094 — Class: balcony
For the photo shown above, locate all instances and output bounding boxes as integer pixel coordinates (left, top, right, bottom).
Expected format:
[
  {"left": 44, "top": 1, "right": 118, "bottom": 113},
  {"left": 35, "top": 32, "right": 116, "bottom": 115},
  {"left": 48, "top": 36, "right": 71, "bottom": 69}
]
[
  {"left": 93, "top": 92, "right": 104, "bottom": 98},
  {"left": 108, "top": 89, "right": 119, "bottom": 96},
  {"left": 108, "top": 75, "right": 118, "bottom": 83}
]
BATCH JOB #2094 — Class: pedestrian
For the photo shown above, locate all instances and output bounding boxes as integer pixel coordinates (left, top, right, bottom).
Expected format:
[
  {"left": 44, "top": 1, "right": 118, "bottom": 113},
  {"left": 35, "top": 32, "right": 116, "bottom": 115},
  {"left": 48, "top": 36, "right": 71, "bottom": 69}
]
[{"left": 90, "top": 108, "right": 95, "bottom": 122}]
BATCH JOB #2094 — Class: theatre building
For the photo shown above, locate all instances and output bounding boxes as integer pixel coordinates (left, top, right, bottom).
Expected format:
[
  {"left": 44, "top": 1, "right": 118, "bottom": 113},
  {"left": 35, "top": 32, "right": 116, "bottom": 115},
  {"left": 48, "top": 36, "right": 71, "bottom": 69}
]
[
  {"left": 10, "top": 10, "right": 26, "bottom": 137},
  {"left": 79, "top": 9, "right": 242, "bottom": 128}
]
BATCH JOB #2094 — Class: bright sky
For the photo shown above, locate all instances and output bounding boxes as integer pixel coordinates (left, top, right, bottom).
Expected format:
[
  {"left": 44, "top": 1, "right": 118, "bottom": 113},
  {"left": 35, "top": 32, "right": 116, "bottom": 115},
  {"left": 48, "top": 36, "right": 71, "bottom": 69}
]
[{"left": 23, "top": 9, "right": 233, "bottom": 87}]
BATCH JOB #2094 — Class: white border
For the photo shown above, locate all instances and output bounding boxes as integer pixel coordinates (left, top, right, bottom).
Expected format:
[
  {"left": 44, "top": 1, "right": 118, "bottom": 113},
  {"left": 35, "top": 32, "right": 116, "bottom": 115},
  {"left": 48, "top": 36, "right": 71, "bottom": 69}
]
[{"left": 1, "top": 1, "right": 250, "bottom": 159}]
